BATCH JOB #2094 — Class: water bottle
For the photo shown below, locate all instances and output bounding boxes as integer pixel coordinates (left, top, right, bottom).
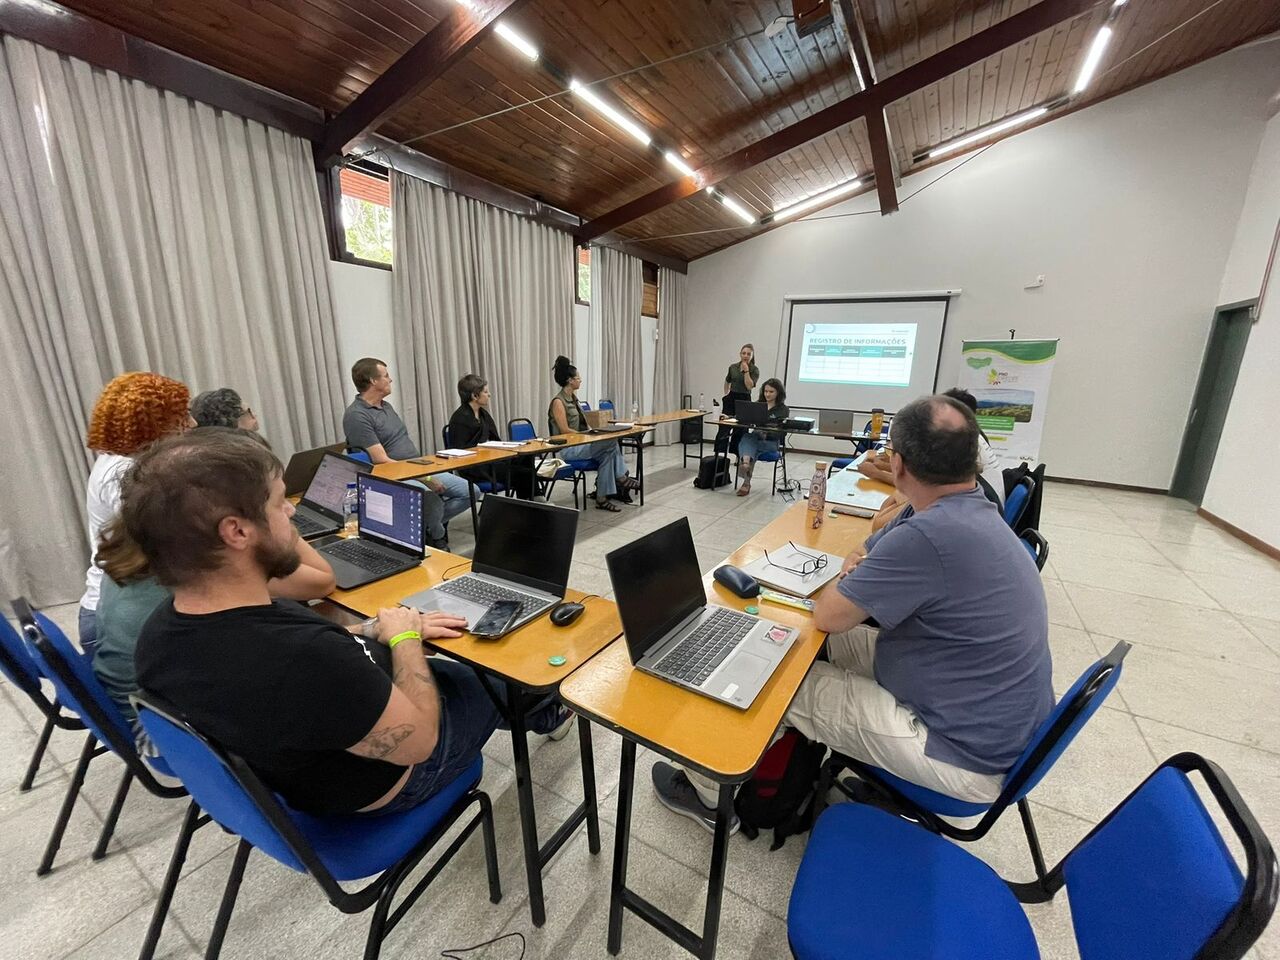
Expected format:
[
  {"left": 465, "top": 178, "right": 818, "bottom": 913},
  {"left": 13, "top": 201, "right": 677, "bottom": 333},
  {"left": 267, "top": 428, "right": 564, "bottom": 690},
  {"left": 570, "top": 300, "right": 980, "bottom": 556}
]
[
  {"left": 807, "top": 462, "right": 828, "bottom": 529},
  {"left": 698, "top": 391, "right": 705, "bottom": 411},
  {"left": 630, "top": 400, "right": 639, "bottom": 421},
  {"left": 343, "top": 482, "right": 359, "bottom": 535}
]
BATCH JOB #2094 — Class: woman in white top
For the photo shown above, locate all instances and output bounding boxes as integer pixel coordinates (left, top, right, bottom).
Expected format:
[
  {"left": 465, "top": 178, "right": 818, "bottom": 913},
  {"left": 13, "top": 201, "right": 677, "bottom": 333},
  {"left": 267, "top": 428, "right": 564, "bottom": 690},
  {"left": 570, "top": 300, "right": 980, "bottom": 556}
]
[{"left": 79, "top": 372, "right": 193, "bottom": 652}]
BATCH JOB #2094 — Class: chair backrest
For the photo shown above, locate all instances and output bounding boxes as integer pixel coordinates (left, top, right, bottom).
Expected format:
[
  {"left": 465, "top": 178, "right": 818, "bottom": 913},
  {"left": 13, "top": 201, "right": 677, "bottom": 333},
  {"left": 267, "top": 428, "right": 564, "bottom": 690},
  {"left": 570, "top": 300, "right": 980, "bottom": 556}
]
[
  {"left": 13, "top": 600, "right": 138, "bottom": 751},
  {"left": 345, "top": 448, "right": 372, "bottom": 464},
  {"left": 1003, "top": 640, "right": 1130, "bottom": 805},
  {"left": 598, "top": 399, "right": 615, "bottom": 412},
  {"left": 441, "top": 423, "right": 454, "bottom": 448},
  {"left": 135, "top": 694, "right": 319, "bottom": 878},
  {"left": 1061, "top": 753, "right": 1276, "bottom": 960},
  {"left": 1021, "top": 529, "right": 1050, "bottom": 571},
  {"left": 1004, "top": 475, "right": 1035, "bottom": 527},
  {"left": 0, "top": 612, "right": 49, "bottom": 702},
  {"left": 580, "top": 401, "right": 591, "bottom": 411},
  {"left": 508, "top": 418, "right": 536, "bottom": 442}
]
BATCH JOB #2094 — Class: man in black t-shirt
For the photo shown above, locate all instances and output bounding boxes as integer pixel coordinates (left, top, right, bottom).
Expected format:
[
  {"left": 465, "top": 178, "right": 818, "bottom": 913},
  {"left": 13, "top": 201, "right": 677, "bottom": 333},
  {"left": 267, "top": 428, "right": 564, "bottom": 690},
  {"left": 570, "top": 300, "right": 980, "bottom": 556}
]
[{"left": 126, "top": 428, "right": 566, "bottom": 816}]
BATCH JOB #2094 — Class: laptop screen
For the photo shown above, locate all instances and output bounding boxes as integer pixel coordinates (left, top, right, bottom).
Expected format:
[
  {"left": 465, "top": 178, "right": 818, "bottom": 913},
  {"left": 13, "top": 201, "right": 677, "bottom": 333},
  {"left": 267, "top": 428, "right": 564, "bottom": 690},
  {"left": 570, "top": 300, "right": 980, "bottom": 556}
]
[
  {"left": 473, "top": 496, "right": 577, "bottom": 594},
  {"left": 304, "top": 453, "right": 369, "bottom": 514},
  {"left": 606, "top": 519, "right": 705, "bottom": 663},
  {"left": 736, "top": 401, "right": 767, "bottom": 425},
  {"left": 356, "top": 474, "right": 423, "bottom": 553}
]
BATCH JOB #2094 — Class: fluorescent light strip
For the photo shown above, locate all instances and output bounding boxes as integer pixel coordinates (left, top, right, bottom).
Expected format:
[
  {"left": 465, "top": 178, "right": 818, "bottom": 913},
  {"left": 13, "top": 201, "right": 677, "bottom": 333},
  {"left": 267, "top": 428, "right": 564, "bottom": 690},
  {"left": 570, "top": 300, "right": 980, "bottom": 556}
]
[
  {"left": 664, "top": 151, "right": 696, "bottom": 178},
  {"left": 718, "top": 194, "right": 757, "bottom": 225},
  {"left": 569, "top": 79, "right": 651, "bottom": 146},
  {"left": 1073, "top": 25, "right": 1113, "bottom": 94},
  {"left": 494, "top": 23, "right": 539, "bottom": 60},
  {"left": 928, "top": 106, "right": 1048, "bottom": 158},
  {"left": 772, "top": 177, "right": 863, "bottom": 221}
]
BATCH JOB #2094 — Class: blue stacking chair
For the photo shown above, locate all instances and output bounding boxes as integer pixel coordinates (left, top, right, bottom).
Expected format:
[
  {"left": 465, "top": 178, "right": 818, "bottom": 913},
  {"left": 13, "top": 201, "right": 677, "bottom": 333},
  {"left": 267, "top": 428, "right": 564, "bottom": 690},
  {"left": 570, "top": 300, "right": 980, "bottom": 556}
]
[
  {"left": 12, "top": 599, "right": 188, "bottom": 892},
  {"left": 736, "top": 433, "right": 790, "bottom": 496},
  {"left": 599, "top": 399, "right": 643, "bottom": 460},
  {"left": 135, "top": 692, "right": 500, "bottom": 960},
  {"left": 516, "top": 413, "right": 600, "bottom": 511},
  {"left": 1004, "top": 474, "right": 1036, "bottom": 528},
  {"left": 818, "top": 640, "right": 1131, "bottom": 900},
  {"left": 345, "top": 448, "right": 373, "bottom": 464},
  {"left": 790, "top": 752, "right": 1277, "bottom": 960},
  {"left": 1021, "top": 528, "right": 1050, "bottom": 571},
  {"left": 0, "top": 613, "right": 85, "bottom": 792}
]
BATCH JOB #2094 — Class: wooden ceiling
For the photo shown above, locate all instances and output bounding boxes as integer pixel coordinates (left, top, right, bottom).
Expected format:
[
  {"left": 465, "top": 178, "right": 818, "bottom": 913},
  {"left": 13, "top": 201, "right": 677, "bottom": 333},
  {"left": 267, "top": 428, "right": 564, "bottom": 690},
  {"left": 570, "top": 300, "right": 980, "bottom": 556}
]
[{"left": 44, "top": 0, "right": 1280, "bottom": 261}]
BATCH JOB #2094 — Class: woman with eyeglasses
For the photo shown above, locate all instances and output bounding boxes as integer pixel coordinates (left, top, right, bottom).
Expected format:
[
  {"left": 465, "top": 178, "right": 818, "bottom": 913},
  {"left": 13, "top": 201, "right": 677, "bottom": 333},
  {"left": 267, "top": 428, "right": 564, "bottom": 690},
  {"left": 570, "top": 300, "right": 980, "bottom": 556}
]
[
  {"left": 548, "top": 355, "right": 640, "bottom": 512},
  {"left": 189, "top": 387, "right": 259, "bottom": 432},
  {"left": 735, "top": 378, "right": 789, "bottom": 497}
]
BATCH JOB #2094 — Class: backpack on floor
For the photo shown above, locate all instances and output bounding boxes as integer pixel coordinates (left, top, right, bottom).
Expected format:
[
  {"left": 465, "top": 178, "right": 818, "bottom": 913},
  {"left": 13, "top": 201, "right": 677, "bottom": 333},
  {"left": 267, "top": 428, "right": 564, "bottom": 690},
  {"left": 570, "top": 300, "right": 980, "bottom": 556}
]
[
  {"left": 693, "top": 454, "right": 731, "bottom": 489},
  {"left": 734, "top": 729, "right": 825, "bottom": 850}
]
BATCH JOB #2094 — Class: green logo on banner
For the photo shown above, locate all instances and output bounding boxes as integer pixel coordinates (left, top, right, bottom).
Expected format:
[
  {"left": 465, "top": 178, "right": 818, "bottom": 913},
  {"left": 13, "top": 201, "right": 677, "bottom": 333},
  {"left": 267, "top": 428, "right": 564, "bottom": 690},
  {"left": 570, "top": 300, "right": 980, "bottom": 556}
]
[{"left": 966, "top": 356, "right": 992, "bottom": 369}]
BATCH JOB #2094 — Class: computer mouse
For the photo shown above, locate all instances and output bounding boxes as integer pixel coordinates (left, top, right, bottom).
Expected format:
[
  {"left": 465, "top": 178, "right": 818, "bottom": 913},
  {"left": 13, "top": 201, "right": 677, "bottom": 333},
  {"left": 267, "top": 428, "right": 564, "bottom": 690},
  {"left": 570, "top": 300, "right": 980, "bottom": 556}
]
[
  {"left": 550, "top": 601, "right": 585, "bottom": 626},
  {"left": 713, "top": 564, "right": 760, "bottom": 598}
]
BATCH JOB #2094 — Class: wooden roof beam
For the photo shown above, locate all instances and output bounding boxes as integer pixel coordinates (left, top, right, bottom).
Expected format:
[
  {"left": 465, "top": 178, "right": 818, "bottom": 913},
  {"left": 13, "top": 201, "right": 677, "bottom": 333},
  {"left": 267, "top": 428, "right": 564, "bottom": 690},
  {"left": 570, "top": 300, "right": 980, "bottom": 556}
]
[
  {"left": 835, "top": 0, "right": 899, "bottom": 215},
  {"left": 316, "top": 0, "right": 532, "bottom": 165},
  {"left": 577, "top": 0, "right": 1102, "bottom": 242}
]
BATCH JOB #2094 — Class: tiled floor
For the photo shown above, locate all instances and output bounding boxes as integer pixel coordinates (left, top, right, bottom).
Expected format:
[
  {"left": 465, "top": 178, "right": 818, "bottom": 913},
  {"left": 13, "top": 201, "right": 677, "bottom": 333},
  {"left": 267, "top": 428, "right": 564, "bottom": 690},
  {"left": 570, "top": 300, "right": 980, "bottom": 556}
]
[{"left": 3, "top": 444, "right": 1279, "bottom": 959}]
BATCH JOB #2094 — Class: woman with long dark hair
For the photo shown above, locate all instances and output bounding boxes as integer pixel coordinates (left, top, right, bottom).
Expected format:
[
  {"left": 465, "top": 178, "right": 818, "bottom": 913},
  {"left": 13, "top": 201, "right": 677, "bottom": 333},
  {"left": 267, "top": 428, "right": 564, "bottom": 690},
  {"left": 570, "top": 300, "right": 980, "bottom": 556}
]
[
  {"left": 548, "top": 356, "right": 639, "bottom": 512},
  {"left": 735, "top": 378, "right": 789, "bottom": 496}
]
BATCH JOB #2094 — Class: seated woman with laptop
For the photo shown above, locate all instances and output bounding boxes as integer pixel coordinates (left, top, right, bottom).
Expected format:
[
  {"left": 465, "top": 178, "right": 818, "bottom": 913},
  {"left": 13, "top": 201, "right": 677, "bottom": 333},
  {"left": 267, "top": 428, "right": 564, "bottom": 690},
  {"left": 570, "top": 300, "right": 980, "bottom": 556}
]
[
  {"left": 735, "top": 378, "right": 790, "bottom": 497},
  {"left": 448, "top": 373, "right": 537, "bottom": 500},
  {"left": 547, "top": 355, "right": 640, "bottom": 512}
]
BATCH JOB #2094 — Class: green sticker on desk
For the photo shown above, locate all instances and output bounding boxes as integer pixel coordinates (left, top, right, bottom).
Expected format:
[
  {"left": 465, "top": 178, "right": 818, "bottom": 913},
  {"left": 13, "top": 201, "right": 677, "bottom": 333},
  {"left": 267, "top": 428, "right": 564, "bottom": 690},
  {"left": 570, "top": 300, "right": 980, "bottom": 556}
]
[
  {"left": 548, "top": 655, "right": 567, "bottom": 667},
  {"left": 745, "top": 605, "right": 759, "bottom": 615}
]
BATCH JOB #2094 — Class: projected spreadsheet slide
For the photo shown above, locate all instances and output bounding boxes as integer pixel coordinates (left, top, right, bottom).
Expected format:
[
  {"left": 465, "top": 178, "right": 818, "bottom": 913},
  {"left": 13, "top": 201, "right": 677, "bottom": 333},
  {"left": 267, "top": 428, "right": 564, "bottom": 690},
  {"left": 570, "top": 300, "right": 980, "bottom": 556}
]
[{"left": 798, "top": 323, "right": 917, "bottom": 387}]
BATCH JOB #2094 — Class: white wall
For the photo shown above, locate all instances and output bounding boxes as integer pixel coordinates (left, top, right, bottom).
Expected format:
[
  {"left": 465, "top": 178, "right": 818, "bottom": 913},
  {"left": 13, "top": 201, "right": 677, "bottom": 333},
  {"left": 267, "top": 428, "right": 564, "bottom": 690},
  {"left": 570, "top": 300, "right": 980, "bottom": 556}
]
[
  {"left": 329, "top": 260, "right": 395, "bottom": 397},
  {"left": 686, "top": 45, "right": 1280, "bottom": 487},
  {"left": 1203, "top": 108, "right": 1280, "bottom": 548}
]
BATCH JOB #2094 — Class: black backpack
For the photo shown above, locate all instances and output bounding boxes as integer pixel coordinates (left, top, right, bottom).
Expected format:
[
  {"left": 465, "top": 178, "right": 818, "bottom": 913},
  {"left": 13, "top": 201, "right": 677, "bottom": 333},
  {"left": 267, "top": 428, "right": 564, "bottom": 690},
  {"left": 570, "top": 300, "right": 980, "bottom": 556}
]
[
  {"left": 734, "top": 729, "right": 825, "bottom": 849},
  {"left": 693, "top": 454, "right": 731, "bottom": 489}
]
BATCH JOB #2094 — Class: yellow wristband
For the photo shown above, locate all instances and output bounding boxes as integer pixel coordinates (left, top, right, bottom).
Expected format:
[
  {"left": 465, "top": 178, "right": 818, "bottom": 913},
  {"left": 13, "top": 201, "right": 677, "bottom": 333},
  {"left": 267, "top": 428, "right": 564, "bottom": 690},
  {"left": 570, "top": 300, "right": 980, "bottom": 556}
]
[{"left": 388, "top": 630, "right": 421, "bottom": 649}]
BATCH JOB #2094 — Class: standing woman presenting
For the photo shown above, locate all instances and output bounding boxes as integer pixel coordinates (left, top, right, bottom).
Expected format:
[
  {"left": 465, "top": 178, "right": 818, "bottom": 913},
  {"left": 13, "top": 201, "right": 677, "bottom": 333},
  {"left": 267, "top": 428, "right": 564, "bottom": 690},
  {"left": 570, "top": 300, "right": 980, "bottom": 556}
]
[{"left": 716, "top": 343, "right": 760, "bottom": 454}]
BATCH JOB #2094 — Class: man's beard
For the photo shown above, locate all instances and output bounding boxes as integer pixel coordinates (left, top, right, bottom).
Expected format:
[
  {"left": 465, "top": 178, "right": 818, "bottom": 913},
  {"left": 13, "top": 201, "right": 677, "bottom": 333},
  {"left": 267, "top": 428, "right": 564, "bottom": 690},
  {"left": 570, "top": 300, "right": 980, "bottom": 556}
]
[{"left": 255, "top": 533, "right": 301, "bottom": 581}]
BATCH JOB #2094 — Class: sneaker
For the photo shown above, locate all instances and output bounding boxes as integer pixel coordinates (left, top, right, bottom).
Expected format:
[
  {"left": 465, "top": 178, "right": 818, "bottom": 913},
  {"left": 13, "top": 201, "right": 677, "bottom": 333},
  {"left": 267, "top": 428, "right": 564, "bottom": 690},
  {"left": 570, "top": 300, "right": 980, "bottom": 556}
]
[
  {"left": 651, "top": 761, "right": 739, "bottom": 835},
  {"left": 547, "top": 708, "right": 575, "bottom": 741}
]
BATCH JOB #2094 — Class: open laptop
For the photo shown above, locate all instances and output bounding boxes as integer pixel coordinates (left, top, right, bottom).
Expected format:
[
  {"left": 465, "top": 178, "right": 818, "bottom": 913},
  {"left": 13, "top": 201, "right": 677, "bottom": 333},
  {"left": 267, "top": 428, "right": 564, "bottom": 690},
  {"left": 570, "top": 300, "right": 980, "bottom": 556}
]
[
  {"left": 314, "top": 474, "right": 425, "bottom": 590},
  {"left": 282, "top": 442, "right": 347, "bottom": 496},
  {"left": 402, "top": 496, "right": 578, "bottom": 632},
  {"left": 735, "top": 400, "right": 768, "bottom": 426},
  {"left": 291, "top": 452, "right": 372, "bottom": 540},
  {"left": 818, "top": 409, "right": 854, "bottom": 435},
  {"left": 605, "top": 519, "right": 798, "bottom": 710}
]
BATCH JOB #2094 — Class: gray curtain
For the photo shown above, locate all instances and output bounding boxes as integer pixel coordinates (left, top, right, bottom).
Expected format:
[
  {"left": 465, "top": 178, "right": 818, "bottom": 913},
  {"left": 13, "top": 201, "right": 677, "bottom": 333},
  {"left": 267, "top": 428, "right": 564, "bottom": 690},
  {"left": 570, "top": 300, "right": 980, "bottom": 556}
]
[
  {"left": 0, "top": 36, "right": 345, "bottom": 605},
  {"left": 391, "top": 171, "right": 574, "bottom": 446},
  {"left": 653, "top": 267, "right": 689, "bottom": 444},
  {"left": 594, "top": 246, "right": 643, "bottom": 416}
]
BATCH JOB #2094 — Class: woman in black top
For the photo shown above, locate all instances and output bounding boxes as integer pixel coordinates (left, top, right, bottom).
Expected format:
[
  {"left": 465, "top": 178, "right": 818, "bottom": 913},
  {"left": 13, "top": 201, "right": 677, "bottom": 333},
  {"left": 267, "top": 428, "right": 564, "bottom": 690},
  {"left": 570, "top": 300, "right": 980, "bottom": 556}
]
[
  {"left": 448, "top": 374, "right": 537, "bottom": 500},
  {"left": 735, "top": 378, "right": 789, "bottom": 496},
  {"left": 716, "top": 342, "right": 760, "bottom": 455}
]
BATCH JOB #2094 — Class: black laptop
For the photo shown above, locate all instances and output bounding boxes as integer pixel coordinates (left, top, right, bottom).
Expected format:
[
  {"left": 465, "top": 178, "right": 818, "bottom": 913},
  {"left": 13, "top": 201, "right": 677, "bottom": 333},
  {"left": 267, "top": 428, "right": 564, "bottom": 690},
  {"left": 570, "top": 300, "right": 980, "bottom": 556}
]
[
  {"left": 735, "top": 401, "right": 768, "bottom": 426},
  {"left": 291, "top": 452, "right": 371, "bottom": 540},
  {"left": 314, "top": 474, "right": 425, "bottom": 590},
  {"left": 282, "top": 442, "right": 348, "bottom": 496}
]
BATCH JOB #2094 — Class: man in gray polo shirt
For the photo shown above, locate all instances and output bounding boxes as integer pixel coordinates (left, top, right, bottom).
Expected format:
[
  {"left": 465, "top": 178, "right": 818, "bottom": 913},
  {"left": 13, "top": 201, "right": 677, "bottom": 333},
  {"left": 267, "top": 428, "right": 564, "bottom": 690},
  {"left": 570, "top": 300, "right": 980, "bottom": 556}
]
[
  {"left": 652, "top": 394, "right": 1052, "bottom": 831},
  {"left": 342, "top": 357, "right": 471, "bottom": 549}
]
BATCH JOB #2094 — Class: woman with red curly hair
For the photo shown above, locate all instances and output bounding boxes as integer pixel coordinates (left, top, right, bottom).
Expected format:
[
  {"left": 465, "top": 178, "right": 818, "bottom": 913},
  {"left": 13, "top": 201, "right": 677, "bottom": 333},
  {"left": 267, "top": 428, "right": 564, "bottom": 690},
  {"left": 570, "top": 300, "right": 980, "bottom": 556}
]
[{"left": 78, "top": 373, "right": 193, "bottom": 652}]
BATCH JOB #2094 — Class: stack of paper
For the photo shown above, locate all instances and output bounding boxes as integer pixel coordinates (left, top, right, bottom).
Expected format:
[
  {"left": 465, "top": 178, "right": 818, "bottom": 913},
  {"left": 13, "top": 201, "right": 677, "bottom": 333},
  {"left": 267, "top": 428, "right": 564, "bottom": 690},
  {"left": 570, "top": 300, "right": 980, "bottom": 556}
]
[
  {"left": 435, "top": 449, "right": 474, "bottom": 458},
  {"left": 477, "top": 441, "right": 524, "bottom": 449}
]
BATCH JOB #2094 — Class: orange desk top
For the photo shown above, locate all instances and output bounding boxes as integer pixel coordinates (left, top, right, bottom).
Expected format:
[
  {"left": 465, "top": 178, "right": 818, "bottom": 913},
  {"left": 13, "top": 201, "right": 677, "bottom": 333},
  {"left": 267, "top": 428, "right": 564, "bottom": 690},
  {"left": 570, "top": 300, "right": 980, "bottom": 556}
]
[
  {"left": 371, "top": 447, "right": 522, "bottom": 482},
  {"left": 326, "top": 549, "right": 621, "bottom": 691},
  {"left": 559, "top": 496, "right": 886, "bottom": 782},
  {"left": 635, "top": 409, "right": 707, "bottom": 426}
]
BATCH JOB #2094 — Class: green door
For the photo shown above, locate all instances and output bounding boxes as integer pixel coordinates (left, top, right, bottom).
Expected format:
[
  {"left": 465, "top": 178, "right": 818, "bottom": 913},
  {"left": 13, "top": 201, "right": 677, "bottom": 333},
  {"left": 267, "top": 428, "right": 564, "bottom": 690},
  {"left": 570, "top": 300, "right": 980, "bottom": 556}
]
[{"left": 1170, "top": 305, "right": 1254, "bottom": 504}]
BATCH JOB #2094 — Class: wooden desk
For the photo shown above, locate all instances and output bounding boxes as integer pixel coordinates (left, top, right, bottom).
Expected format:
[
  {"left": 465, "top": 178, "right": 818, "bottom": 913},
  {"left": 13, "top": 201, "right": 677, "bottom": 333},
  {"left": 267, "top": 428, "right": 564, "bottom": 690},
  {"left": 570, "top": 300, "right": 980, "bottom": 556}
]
[
  {"left": 524, "top": 425, "right": 656, "bottom": 505},
  {"left": 560, "top": 501, "right": 880, "bottom": 959},
  {"left": 370, "top": 446, "right": 520, "bottom": 482},
  {"left": 635, "top": 409, "right": 708, "bottom": 469},
  {"left": 326, "top": 550, "right": 622, "bottom": 928}
]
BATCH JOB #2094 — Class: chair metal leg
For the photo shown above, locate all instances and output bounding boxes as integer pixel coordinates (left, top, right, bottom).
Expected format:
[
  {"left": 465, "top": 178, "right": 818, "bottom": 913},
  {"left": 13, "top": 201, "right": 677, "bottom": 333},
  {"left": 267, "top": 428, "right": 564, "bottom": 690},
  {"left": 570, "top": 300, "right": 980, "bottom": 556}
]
[
  {"left": 21, "top": 713, "right": 56, "bottom": 791},
  {"left": 93, "top": 767, "right": 134, "bottom": 860},
  {"left": 139, "top": 802, "right": 203, "bottom": 960},
  {"left": 38, "top": 732, "right": 98, "bottom": 875},
  {"left": 1015, "top": 797, "right": 1051, "bottom": 900},
  {"left": 205, "top": 840, "right": 251, "bottom": 960}
]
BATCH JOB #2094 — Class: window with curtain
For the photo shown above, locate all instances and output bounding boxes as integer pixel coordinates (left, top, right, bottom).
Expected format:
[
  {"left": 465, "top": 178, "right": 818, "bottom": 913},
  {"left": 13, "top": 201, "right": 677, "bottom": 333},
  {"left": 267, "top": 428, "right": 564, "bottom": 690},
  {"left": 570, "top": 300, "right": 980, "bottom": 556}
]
[
  {"left": 642, "top": 261, "right": 660, "bottom": 318},
  {"left": 576, "top": 244, "right": 591, "bottom": 304},
  {"left": 340, "top": 164, "right": 393, "bottom": 265}
]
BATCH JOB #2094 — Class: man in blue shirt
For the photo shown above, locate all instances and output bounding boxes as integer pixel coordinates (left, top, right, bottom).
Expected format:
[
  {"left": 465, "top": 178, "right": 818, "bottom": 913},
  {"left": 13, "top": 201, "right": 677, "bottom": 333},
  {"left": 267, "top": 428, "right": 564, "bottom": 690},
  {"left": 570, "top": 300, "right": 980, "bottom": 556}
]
[{"left": 653, "top": 394, "right": 1052, "bottom": 830}]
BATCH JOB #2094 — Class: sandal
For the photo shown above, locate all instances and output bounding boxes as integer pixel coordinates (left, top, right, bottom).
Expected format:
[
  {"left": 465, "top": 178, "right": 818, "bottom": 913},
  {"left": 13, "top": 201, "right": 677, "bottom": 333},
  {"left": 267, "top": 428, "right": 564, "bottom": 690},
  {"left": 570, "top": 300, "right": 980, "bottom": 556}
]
[
  {"left": 596, "top": 498, "right": 623, "bottom": 512},
  {"left": 619, "top": 475, "right": 642, "bottom": 492}
]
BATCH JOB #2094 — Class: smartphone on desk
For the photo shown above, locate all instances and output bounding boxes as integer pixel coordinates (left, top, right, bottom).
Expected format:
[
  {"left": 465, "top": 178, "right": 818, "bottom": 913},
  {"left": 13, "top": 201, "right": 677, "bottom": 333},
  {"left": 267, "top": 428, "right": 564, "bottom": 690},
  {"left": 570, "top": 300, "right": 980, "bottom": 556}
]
[
  {"left": 408, "top": 457, "right": 435, "bottom": 465},
  {"left": 471, "top": 600, "right": 522, "bottom": 638}
]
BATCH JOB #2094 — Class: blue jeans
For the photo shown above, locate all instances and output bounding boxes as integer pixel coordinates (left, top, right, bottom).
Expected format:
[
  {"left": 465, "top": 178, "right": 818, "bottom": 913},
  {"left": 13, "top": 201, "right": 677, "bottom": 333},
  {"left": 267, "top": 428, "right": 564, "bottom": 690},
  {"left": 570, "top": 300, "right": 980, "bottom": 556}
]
[
  {"left": 737, "top": 432, "right": 778, "bottom": 463},
  {"left": 560, "top": 439, "right": 628, "bottom": 497},
  {"left": 369, "top": 658, "right": 564, "bottom": 816},
  {"left": 78, "top": 604, "right": 99, "bottom": 655}
]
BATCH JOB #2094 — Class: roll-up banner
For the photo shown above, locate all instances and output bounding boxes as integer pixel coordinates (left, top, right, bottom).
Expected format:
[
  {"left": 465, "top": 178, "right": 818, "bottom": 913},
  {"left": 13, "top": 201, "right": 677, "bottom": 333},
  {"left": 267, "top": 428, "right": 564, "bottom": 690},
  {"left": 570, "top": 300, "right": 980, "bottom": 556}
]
[{"left": 958, "top": 339, "right": 1058, "bottom": 470}]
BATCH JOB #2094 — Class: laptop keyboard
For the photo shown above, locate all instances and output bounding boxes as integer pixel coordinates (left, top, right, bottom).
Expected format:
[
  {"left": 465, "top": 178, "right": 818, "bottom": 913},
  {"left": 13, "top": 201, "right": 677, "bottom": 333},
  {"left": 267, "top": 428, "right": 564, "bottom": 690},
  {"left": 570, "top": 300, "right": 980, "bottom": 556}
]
[
  {"left": 437, "top": 576, "right": 543, "bottom": 620},
  {"left": 292, "top": 512, "right": 330, "bottom": 538},
  {"left": 656, "top": 607, "right": 757, "bottom": 686},
  {"left": 324, "top": 539, "right": 406, "bottom": 575}
]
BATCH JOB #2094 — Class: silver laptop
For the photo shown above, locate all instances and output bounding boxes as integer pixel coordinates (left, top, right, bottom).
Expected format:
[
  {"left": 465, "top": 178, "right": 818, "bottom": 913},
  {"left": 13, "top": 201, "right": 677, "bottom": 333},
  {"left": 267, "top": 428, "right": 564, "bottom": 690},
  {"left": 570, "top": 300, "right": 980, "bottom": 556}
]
[
  {"left": 292, "top": 452, "right": 371, "bottom": 540},
  {"left": 402, "top": 496, "right": 578, "bottom": 632},
  {"left": 818, "top": 409, "right": 854, "bottom": 435},
  {"left": 606, "top": 519, "right": 798, "bottom": 710}
]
